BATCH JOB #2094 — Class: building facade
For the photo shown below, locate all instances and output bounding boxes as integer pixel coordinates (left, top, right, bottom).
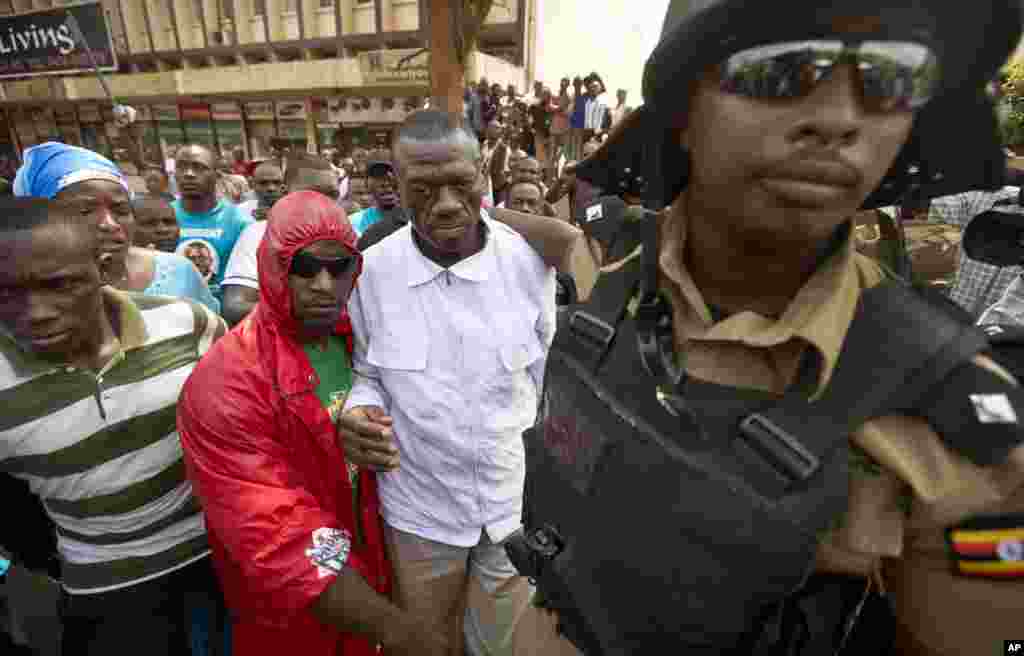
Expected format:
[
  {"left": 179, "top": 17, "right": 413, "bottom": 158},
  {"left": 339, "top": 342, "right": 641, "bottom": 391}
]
[{"left": 0, "top": 0, "right": 536, "bottom": 165}]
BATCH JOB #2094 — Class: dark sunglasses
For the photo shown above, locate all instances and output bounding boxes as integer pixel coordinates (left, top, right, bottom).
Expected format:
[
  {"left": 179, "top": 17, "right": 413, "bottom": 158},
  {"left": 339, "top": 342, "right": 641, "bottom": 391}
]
[
  {"left": 719, "top": 40, "right": 940, "bottom": 112},
  {"left": 289, "top": 252, "right": 355, "bottom": 279}
]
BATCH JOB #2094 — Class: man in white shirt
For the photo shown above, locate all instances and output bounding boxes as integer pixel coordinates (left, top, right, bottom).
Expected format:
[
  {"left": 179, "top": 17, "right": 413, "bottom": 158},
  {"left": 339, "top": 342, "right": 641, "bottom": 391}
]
[
  {"left": 338, "top": 110, "right": 556, "bottom": 656},
  {"left": 581, "top": 73, "right": 609, "bottom": 142}
]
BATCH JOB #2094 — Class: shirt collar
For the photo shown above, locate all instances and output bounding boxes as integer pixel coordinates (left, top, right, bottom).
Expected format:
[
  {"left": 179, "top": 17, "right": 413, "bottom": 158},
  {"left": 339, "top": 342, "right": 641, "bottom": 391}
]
[
  {"left": 658, "top": 204, "right": 863, "bottom": 397},
  {"left": 406, "top": 211, "right": 494, "bottom": 287}
]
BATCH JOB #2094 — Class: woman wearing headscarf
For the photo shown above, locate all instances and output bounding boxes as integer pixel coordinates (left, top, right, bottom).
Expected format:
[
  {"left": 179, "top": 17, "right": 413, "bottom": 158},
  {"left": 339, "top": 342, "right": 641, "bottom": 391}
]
[{"left": 14, "top": 142, "right": 220, "bottom": 314}]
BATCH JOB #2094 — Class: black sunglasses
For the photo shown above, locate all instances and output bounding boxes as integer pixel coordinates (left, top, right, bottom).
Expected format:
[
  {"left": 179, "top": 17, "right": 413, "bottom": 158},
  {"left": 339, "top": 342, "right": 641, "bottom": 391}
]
[
  {"left": 719, "top": 40, "right": 940, "bottom": 112},
  {"left": 289, "top": 252, "right": 355, "bottom": 279}
]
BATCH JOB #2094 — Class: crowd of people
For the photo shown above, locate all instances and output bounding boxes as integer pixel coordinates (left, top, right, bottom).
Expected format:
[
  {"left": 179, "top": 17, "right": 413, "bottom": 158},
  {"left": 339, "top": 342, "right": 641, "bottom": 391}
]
[
  {"left": 2, "top": 0, "right": 1024, "bottom": 654},
  {"left": 0, "top": 102, "right": 589, "bottom": 656}
]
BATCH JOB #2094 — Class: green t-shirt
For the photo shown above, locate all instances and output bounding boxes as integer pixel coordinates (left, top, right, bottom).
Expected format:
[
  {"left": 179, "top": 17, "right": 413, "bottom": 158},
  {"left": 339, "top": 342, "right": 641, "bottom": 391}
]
[
  {"left": 303, "top": 336, "right": 362, "bottom": 543},
  {"left": 303, "top": 335, "right": 353, "bottom": 420}
]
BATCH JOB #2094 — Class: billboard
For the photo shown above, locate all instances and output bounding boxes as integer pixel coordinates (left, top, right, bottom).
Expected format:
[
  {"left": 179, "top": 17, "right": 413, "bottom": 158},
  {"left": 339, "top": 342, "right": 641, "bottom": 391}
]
[
  {"left": 0, "top": 2, "right": 117, "bottom": 80},
  {"left": 357, "top": 49, "right": 429, "bottom": 86}
]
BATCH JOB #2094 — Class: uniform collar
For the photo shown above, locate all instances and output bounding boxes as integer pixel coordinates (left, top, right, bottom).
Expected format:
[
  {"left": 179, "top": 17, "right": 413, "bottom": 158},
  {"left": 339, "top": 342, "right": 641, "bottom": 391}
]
[
  {"left": 658, "top": 204, "right": 863, "bottom": 397},
  {"left": 406, "top": 214, "right": 494, "bottom": 287}
]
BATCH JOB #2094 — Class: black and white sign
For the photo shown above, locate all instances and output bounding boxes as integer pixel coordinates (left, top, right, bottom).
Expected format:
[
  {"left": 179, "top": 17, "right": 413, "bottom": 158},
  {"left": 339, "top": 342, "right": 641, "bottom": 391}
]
[{"left": 0, "top": 2, "right": 116, "bottom": 80}]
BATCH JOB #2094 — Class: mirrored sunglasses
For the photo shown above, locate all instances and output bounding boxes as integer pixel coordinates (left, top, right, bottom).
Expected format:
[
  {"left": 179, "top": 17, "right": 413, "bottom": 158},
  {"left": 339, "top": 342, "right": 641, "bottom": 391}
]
[
  {"left": 289, "top": 252, "right": 355, "bottom": 278},
  {"left": 720, "top": 40, "right": 940, "bottom": 112}
]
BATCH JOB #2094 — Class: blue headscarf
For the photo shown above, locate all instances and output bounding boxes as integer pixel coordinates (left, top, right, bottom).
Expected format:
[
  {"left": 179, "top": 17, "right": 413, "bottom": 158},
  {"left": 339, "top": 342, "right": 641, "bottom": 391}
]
[{"left": 13, "top": 141, "right": 128, "bottom": 199}]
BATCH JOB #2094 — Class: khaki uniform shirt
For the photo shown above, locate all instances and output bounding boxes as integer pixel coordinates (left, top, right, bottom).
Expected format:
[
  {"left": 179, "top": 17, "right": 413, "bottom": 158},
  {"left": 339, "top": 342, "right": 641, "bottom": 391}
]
[{"left": 590, "top": 205, "right": 1024, "bottom": 655}]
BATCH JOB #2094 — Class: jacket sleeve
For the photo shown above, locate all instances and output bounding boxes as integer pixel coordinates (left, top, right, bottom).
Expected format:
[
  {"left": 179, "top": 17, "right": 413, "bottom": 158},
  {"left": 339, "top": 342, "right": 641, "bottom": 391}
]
[{"left": 178, "top": 375, "right": 371, "bottom": 619}]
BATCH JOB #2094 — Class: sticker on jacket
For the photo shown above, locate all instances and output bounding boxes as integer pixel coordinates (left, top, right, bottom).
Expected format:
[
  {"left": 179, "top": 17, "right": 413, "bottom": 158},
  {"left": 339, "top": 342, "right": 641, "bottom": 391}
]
[{"left": 306, "top": 527, "right": 352, "bottom": 578}]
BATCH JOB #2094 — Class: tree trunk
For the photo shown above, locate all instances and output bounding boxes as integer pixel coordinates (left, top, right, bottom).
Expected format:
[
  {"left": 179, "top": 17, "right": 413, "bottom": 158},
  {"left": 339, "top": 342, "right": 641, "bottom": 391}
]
[
  {"left": 428, "top": 0, "right": 463, "bottom": 117},
  {"left": 427, "top": 0, "right": 495, "bottom": 121}
]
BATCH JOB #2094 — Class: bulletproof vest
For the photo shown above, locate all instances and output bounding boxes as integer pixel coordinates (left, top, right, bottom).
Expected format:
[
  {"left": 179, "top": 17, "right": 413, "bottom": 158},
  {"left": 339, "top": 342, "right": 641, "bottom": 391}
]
[{"left": 514, "top": 254, "right": 991, "bottom": 656}]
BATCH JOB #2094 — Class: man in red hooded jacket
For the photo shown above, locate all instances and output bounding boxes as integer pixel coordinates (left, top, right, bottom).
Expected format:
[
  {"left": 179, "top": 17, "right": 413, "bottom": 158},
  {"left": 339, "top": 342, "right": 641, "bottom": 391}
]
[{"left": 177, "top": 191, "right": 449, "bottom": 656}]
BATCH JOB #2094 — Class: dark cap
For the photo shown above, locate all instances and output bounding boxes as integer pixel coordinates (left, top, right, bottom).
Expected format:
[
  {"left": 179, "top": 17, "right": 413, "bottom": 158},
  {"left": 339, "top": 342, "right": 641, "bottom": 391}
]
[
  {"left": 367, "top": 160, "right": 395, "bottom": 177},
  {"left": 578, "top": 0, "right": 1024, "bottom": 209}
]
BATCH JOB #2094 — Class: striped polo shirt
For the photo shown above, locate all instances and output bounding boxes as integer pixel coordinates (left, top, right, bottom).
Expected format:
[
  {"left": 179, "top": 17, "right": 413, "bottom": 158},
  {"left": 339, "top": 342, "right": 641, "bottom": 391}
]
[{"left": 0, "top": 288, "right": 226, "bottom": 594}]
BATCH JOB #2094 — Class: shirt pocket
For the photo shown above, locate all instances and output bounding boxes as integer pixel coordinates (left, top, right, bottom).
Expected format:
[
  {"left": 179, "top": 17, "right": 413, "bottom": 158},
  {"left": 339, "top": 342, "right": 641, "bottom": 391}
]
[{"left": 367, "top": 338, "right": 427, "bottom": 371}]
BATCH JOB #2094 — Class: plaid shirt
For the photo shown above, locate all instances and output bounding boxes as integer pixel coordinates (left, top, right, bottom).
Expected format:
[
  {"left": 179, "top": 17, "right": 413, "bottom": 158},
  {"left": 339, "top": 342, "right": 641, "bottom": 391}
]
[{"left": 928, "top": 186, "right": 1024, "bottom": 316}]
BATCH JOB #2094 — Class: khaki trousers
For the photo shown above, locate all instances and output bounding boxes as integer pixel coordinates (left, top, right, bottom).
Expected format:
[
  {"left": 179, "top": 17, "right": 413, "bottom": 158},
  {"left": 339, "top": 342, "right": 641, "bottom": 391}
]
[{"left": 384, "top": 525, "right": 532, "bottom": 656}]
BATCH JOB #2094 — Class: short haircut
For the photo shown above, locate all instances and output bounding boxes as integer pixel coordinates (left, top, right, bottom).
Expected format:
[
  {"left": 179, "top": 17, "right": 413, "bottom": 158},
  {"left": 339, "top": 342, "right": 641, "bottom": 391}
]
[
  {"left": 176, "top": 143, "right": 217, "bottom": 167},
  {"left": 394, "top": 110, "right": 481, "bottom": 168},
  {"left": 285, "top": 155, "right": 334, "bottom": 185},
  {"left": 0, "top": 196, "right": 84, "bottom": 236},
  {"left": 509, "top": 180, "right": 544, "bottom": 197},
  {"left": 131, "top": 194, "right": 173, "bottom": 215}
]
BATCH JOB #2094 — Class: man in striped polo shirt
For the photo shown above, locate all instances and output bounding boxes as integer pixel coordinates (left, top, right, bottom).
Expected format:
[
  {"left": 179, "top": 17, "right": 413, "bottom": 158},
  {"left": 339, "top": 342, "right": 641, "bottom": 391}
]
[{"left": 0, "top": 197, "right": 227, "bottom": 656}]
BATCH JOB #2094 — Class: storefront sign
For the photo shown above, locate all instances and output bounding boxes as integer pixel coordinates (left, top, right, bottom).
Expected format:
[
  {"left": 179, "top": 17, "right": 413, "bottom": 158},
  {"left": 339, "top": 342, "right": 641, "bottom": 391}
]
[
  {"left": 179, "top": 103, "right": 211, "bottom": 121},
  {"left": 357, "top": 49, "right": 429, "bottom": 86},
  {"left": 152, "top": 104, "right": 180, "bottom": 122},
  {"left": 245, "top": 101, "right": 274, "bottom": 121},
  {"left": 0, "top": 2, "right": 117, "bottom": 80},
  {"left": 211, "top": 103, "right": 241, "bottom": 121},
  {"left": 276, "top": 100, "right": 307, "bottom": 121}
]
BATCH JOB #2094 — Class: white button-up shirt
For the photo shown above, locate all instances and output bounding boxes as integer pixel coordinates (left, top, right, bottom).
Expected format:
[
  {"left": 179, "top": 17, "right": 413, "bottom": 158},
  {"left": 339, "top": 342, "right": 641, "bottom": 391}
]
[
  {"left": 583, "top": 96, "right": 608, "bottom": 131},
  {"left": 345, "top": 216, "right": 557, "bottom": 547}
]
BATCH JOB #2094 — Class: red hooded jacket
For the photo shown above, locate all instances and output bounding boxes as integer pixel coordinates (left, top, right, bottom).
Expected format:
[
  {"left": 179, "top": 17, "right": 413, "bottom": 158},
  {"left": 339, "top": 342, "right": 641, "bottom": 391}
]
[{"left": 178, "top": 191, "right": 389, "bottom": 656}]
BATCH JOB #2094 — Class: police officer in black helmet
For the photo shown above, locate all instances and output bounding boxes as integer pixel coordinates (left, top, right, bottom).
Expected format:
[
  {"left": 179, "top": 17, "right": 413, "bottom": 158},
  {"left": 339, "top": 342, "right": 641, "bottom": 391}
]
[{"left": 509, "top": 1, "right": 1024, "bottom": 655}]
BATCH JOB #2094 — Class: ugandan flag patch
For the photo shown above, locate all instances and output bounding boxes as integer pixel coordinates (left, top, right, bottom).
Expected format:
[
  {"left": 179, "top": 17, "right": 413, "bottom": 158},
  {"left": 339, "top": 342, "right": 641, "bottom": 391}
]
[{"left": 946, "top": 514, "right": 1024, "bottom": 579}]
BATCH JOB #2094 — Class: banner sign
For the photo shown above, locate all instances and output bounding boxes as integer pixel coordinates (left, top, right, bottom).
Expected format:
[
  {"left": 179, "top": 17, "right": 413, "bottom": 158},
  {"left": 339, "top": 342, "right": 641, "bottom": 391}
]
[
  {"left": 357, "top": 49, "right": 429, "bottom": 86},
  {"left": 211, "top": 102, "right": 241, "bottom": 121},
  {"left": 244, "top": 101, "right": 274, "bottom": 121},
  {"left": 179, "top": 103, "right": 211, "bottom": 121},
  {"left": 276, "top": 100, "right": 307, "bottom": 120},
  {"left": 0, "top": 2, "right": 117, "bottom": 80}
]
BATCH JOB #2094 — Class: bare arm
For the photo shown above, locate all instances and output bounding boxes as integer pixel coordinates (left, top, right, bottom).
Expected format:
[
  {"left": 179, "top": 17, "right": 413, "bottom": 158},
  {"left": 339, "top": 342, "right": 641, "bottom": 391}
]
[
  {"left": 310, "top": 569, "right": 443, "bottom": 653},
  {"left": 222, "top": 285, "right": 259, "bottom": 327},
  {"left": 491, "top": 207, "right": 583, "bottom": 273}
]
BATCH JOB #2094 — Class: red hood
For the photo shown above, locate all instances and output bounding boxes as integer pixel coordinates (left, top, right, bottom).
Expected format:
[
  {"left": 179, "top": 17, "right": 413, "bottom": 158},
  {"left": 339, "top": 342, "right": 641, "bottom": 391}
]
[{"left": 254, "top": 190, "right": 361, "bottom": 341}]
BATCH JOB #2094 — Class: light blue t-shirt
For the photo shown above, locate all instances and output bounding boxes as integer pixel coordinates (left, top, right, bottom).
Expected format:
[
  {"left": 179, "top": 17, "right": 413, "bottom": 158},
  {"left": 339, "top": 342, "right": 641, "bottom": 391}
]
[
  {"left": 350, "top": 206, "right": 383, "bottom": 237},
  {"left": 145, "top": 251, "right": 221, "bottom": 315},
  {"left": 173, "top": 199, "right": 253, "bottom": 301}
]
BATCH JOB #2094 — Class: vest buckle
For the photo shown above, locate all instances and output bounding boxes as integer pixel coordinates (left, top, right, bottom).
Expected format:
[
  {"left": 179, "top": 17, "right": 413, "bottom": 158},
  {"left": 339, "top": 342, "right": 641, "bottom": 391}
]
[
  {"left": 569, "top": 310, "right": 616, "bottom": 352},
  {"left": 739, "top": 413, "right": 821, "bottom": 484}
]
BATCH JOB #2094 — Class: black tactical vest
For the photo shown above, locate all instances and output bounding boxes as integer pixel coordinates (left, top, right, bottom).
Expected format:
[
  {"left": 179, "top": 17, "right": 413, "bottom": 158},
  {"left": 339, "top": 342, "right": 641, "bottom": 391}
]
[{"left": 513, "top": 254, "right": 991, "bottom": 655}]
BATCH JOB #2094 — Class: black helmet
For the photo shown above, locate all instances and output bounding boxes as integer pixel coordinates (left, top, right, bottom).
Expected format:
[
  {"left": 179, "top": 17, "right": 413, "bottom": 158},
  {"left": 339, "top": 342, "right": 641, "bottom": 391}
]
[{"left": 577, "top": 0, "right": 1024, "bottom": 209}]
